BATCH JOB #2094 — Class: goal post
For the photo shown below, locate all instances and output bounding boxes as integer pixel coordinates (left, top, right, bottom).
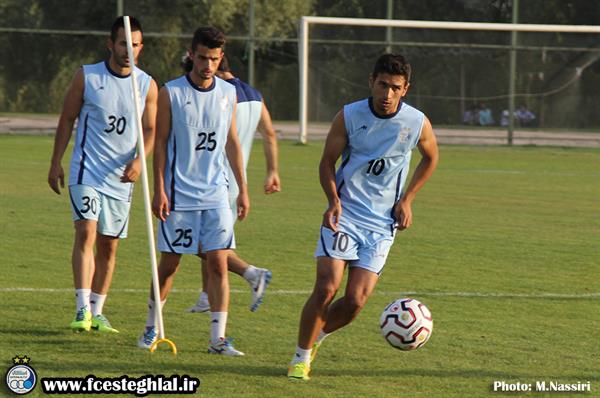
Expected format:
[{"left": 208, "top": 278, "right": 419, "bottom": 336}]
[{"left": 298, "top": 16, "right": 600, "bottom": 144}]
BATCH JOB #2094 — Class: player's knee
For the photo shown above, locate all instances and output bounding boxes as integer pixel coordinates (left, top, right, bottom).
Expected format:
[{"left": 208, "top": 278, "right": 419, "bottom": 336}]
[
  {"left": 158, "top": 255, "right": 180, "bottom": 276},
  {"left": 207, "top": 261, "right": 227, "bottom": 279},
  {"left": 74, "top": 224, "right": 96, "bottom": 248},
  {"left": 344, "top": 293, "right": 368, "bottom": 315},
  {"left": 313, "top": 283, "right": 337, "bottom": 306},
  {"left": 96, "top": 238, "right": 118, "bottom": 259},
  {"left": 159, "top": 262, "right": 179, "bottom": 277}
]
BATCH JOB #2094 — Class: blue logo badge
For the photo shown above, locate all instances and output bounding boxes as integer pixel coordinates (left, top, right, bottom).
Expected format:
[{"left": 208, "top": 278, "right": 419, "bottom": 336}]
[{"left": 6, "top": 356, "right": 37, "bottom": 395}]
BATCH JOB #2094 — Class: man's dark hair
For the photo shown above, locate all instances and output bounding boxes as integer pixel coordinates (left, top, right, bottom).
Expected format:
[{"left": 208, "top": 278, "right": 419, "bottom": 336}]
[
  {"left": 191, "top": 27, "right": 226, "bottom": 51},
  {"left": 217, "top": 54, "right": 231, "bottom": 73},
  {"left": 372, "top": 54, "right": 411, "bottom": 82},
  {"left": 111, "top": 16, "right": 143, "bottom": 42},
  {"left": 181, "top": 53, "right": 193, "bottom": 72}
]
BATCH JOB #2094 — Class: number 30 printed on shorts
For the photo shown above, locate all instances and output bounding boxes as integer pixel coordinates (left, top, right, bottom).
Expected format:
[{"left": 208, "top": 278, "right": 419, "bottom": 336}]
[{"left": 80, "top": 196, "right": 98, "bottom": 215}]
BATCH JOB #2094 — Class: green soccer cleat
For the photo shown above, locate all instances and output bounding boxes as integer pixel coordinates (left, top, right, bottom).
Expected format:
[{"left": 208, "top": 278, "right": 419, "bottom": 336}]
[
  {"left": 70, "top": 308, "right": 92, "bottom": 332},
  {"left": 91, "top": 314, "right": 119, "bottom": 333},
  {"left": 287, "top": 362, "right": 310, "bottom": 381}
]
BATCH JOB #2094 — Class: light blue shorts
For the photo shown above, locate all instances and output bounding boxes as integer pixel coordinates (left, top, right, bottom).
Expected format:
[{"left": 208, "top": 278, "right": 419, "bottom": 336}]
[
  {"left": 315, "top": 220, "right": 395, "bottom": 275},
  {"left": 69, "top": 184, "right": 130, "bottom": 238},
  {"left": 157, "top": 208, "right": 236, "bottom": 254}
]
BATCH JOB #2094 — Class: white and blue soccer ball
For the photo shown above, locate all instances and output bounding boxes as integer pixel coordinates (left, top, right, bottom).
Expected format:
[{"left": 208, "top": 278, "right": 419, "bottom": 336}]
[{"left": 379, "top": 298, "right": 433, "bottom": 351}]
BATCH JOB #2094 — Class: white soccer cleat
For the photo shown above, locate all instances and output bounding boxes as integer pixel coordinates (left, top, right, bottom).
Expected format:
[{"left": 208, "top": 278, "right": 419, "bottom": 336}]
[
  {"left": 186, "top": 295, "right": 210, "bottom": 313},
  {"left": 207, "top": 338, "right": 245, "bottom": 356},
  {"left": 250, "top": 268, "right": 272, "bottom": 312},
  {"left": 137, "top": 326, "right": 157, "bottom": 349}
]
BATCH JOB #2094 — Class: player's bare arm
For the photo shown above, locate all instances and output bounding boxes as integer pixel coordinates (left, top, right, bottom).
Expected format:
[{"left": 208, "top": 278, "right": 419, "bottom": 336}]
[
  {"left": 225, "top": 102, "right": 250, "bottom": 220},
  {"left": 394, "top": 116, "right": 438, "bottom": 230},
  {"left": 320, "top": 110, "right": 348, "bottom": 231},
  {"left": 48, "top": 68, "right": 84, "bottom": 194},
  {"left": 257, "top": 101, "right": 281, "bottom": 194},
  {"left": 151, "top": 87, "right": 171, "bottom": 221},
  {"left": 121, "top": 78, "right": 159, "bottom": 183}
]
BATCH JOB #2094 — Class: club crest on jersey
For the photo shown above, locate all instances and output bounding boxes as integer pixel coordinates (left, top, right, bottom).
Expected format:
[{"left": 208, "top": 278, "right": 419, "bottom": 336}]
[{"left": 398, "top": 127, "right": 411, "bottom": 142}]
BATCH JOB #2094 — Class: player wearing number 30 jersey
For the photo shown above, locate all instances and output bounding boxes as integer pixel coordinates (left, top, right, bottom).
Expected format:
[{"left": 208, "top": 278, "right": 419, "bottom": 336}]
[
  {"left": 69, "top": 61, "right": 152, "bottom": 202},
  {"left": 47, "top": 17, "right": 158, "bottom": 334}
]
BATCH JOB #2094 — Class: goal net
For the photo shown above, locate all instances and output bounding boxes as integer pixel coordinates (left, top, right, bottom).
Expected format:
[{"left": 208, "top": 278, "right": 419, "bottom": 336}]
[{"left": 298, "top": 17, "right": 600, "bottom": 143}]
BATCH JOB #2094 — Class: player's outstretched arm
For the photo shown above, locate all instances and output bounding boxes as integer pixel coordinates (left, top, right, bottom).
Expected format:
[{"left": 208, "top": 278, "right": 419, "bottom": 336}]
[
  {"left": 225, "top": 102, "right": 250, "bottom": 220},
  {"left": 121, "top": 79, "right": 159, "bottom": 183},
  {"left": 394, "top": 116, "right": 439, "bottom": 230},
  {"left": 48, "top": 68, "right": 84, "bottom": 195},
  {"left": 320, "top": 110, "right": 348, "bottom": 232},
  {"left": 151, "top": 87, "right": 171, "bottom": 221},
  {"left": 256, "top": 101, "right": 281, "bottom": 194}
]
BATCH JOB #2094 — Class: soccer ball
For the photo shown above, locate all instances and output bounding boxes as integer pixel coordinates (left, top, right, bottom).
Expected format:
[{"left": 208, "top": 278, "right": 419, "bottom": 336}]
[{"left": 379, "top": 298, "right": 433, "bottom": 351}]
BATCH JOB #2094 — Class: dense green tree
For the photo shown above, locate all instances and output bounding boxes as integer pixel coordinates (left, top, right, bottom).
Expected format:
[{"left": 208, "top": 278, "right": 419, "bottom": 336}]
[
  {"left": 0, "top": 0, "right": 598, "bottom": 126},
  {"left": 0, "top": 0, "right": 314, "bottom": 112}
]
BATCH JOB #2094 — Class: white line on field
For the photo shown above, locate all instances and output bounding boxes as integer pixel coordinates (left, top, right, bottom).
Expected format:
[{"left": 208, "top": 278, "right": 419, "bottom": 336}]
[
  {"left": 443, "top": 169, "right": 600, "bottom": 177},
  {"left": 1, "top": 287, "right": 599, "bottom": 299}
]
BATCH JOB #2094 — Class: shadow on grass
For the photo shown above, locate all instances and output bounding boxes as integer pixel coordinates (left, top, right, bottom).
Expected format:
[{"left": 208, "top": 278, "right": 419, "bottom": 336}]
[{"left": 0, "top": 328, "right": 64, "bottom": 337}]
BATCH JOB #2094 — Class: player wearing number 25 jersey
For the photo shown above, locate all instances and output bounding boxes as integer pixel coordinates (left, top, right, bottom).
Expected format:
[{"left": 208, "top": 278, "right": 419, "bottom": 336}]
[
  {"left": 161, "top": 74, "right": 235, "bottom": 210},
  {"left": 48, "top": 17, "right": 158, "bottom": 334},
  {"left": 142, "top": 27, "right": 249, "bottom": 357}
]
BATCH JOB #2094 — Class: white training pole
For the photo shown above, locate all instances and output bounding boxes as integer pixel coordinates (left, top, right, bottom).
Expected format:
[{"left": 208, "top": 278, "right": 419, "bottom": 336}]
[{"left": 123, "top": 16, "right": 166, "bottom": 341}]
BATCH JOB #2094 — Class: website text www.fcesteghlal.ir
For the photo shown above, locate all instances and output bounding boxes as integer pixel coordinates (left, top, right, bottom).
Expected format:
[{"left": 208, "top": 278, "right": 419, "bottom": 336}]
[{"left": 40, "top": 374, "right": 200, "bottom": 396}]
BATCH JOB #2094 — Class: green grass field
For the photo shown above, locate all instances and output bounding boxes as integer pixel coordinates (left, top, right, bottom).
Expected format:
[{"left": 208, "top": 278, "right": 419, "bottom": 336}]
[{"left": 1, "top": 135, "right": 599, "bottom": 397}]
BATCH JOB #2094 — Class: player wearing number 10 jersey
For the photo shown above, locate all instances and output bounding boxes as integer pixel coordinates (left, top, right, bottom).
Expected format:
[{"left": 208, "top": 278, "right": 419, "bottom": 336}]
[
  {"left": 48, "top": 16, "right": 158, "bottom": 334},
  {"left": 288, "top": 54, "right": 439, "bottom": 380}
]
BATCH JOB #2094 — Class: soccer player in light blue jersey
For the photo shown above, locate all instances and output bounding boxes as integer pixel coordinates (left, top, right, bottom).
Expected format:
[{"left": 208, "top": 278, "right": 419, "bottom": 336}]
[
  {"left": 288, "top": 54, "right": 439, "bottom": 380},
  {"left": 138, "top": 27, "right": 248, "bottom": 356},
  {"left": 185, "top": 55, "right": 280, "bottom": 314},
  {"left": 48, "top": 17, "right": 158, "bottom": 333}
]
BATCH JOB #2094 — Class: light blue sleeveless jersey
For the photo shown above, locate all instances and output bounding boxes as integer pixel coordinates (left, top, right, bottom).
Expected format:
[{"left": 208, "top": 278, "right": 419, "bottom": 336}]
[
  {"left": 338, "top": 97, "right": 425, "bottom": 235},
  {"left": 164, "top": 75, "right": 237, "bottom": 210},
  {"left": 225, "top": 78, "right": 263, "bottom": 197},
  {"left": 69, "top": 61, "right": 151, "bottom": 201}
]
